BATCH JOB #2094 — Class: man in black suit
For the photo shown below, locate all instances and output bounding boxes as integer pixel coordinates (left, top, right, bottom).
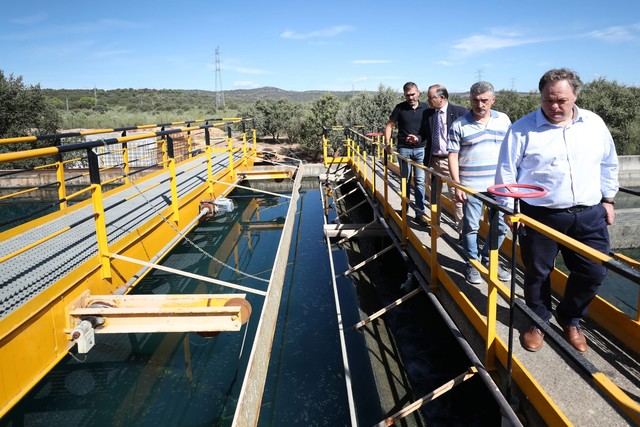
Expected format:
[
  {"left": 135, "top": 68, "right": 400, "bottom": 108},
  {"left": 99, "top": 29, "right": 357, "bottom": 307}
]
[{"left": 423, "top": 84, "right": 467, "bottom": 231}]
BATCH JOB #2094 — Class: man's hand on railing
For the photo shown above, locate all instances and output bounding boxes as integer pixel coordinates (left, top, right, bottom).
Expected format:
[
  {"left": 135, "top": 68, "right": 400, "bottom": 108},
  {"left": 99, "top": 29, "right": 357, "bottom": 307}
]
[
  {"left": 504, "top": 214, "right": 522, "bottom": 232},
  {"left": 454, "top": 187, "right": 467, "bottom": 203}
]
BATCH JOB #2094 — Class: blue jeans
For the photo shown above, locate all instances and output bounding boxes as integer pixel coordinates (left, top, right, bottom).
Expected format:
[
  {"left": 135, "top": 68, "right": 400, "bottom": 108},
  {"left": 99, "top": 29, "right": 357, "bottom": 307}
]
[
  {"left": 397, "top": 147, "right": 425, "bottom": 214},
  {"left": 462, "top": 194, "right": 508, "bottom": 261}
]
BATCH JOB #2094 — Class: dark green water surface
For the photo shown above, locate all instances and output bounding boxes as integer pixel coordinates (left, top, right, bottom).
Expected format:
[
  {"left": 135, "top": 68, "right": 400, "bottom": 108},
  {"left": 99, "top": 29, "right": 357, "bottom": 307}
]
[
  {"left": 1, "top": 185, "right": 638, "bottom": 426},
  {"left": 0, "top": 188, "right": 362, "bottom": 426}
]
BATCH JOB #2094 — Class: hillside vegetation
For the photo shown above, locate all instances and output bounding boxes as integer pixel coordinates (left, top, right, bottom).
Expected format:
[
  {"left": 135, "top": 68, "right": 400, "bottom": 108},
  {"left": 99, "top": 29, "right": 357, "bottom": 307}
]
[{"left": 2, "top": 70, "right": 640, "bottom": 159}]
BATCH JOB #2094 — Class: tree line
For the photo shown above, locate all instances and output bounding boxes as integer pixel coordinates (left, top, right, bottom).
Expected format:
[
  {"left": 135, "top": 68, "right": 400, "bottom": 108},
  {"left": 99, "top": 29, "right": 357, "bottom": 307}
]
[
  {"left": 2, "top": 69, "right": 639, "bottom": 159},
  {"left": 242, "top": 81, "right": 640, "bottom": 159}
]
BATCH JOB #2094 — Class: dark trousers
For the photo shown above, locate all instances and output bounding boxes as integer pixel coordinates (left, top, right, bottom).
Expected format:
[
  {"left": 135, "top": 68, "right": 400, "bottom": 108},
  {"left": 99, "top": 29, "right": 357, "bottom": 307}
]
[{"left": 519, "top": 202, "right": 609, "bottom": 326}]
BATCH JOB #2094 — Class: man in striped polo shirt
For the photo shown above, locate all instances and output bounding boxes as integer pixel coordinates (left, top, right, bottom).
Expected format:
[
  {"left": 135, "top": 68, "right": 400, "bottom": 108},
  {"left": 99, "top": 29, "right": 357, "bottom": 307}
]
[{"left": 448, "top": 81, "right": 511, "bottom": 284}]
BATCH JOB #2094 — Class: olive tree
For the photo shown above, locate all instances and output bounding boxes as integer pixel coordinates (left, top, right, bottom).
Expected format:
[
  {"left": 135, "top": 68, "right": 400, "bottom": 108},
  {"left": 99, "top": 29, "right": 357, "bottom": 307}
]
[
  {"left": 254, "top": 99, "right": 295, "bottom": 142},
  {"left": 0, "top": 70, "right": 59, "bottom": 141},
  {"left": 579, "top": 79, "right": 640, "bottom": 155}
]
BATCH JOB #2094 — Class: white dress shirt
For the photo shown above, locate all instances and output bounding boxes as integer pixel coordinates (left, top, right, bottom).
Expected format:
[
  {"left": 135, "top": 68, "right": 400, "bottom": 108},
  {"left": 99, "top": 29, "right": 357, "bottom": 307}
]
[{"left": 495, "top": 107, "right": 618, "bottom": 208}]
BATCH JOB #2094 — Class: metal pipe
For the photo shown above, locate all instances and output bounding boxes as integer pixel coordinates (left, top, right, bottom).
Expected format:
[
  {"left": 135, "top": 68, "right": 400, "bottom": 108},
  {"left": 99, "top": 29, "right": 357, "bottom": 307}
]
[{"left": 317, "top": 180, "right": 359, "bottom": 426}]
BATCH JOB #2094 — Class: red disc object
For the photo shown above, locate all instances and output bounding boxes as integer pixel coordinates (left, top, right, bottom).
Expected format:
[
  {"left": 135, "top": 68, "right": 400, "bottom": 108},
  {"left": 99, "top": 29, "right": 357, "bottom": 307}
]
[{"left": 487, "top": 184, "right": 547, "bottom": 199}]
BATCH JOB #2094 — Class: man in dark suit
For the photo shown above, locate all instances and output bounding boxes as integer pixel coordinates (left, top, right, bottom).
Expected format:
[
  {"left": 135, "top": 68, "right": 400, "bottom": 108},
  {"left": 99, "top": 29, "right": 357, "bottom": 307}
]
[{"left": 423, "top": 84, "right": 467, "bottom": 231}]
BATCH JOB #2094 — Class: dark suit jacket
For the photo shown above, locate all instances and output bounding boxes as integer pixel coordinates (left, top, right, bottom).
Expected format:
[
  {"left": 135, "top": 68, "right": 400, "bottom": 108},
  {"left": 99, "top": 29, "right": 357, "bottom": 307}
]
[{"left": 422, "top": 102, "right": 468, "bottom": 165}]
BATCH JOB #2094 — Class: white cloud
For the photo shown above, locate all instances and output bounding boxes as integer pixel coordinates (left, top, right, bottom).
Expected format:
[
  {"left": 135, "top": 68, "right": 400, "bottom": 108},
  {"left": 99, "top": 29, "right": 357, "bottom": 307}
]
[
  {"left": 451, "top": 23, "right": 640, "bottom": 59},
  {"left": 352, "top": 59, "right": 391, "bottom": 64},
  {"left": 587, "top": 23, "right": 640, "bottom": 42},
  {"left": 436, "top": 60, "right": 454, "bottom": 66},
  {"left": 10, "top": 13, "right": 48, "bottom": 25},
  {"left": 280, "top": 25, "right": 353, "bottom": 40},
  {"left": 452, "top": 30, "right": 545, "bottom": 56}
]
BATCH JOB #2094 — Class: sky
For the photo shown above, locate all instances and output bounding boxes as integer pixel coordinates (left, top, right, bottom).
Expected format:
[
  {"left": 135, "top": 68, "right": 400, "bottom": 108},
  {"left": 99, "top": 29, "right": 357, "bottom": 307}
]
[{"left": 1, "top": 0, "right": 639, "bottom": 93}]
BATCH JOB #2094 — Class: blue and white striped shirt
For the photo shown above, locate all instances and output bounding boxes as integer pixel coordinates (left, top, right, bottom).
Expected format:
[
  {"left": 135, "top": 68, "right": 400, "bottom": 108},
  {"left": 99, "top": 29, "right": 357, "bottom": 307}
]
[
  {"left": 495, "top": 107, "right": 618, "bottom": 208},
  {"left": 448, "top": 110, "right": 511, "bottom": 191}
]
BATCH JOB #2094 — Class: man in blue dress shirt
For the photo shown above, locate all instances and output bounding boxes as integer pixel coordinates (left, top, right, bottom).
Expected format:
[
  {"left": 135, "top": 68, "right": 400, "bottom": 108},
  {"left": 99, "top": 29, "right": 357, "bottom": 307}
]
[{"left": 495, "top": 68, "right": 619, "bottom": 353}]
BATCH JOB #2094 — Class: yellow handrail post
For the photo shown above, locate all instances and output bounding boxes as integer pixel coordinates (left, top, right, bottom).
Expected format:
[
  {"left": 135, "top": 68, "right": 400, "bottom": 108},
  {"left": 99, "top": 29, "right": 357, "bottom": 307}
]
[
  {"left": 227, "top": 126, "right": 236, "bottom": 180},
  {"left": 372, "top": 149, "right": 376, "bottom": 195},
  {"left": 242, "top": 122, "right": 248, "bottom": 164},
  {"left": 383, "top": 143, "right": 390, "bottom": 219},
  {"left": 430, "top": 173, "right": 439, "bottom": 289},
  {"left": 401, "top": 176, "right": 408, "bottom": 242},
  {"left": 347, "top": 137, "right": 352, "bottom": 159},
  {"left": 160, "top": 134, "right": 168, "bottom": 169},
  {"left": 322, "top": 133, "right": 329, "bottom": 167},
  {"left": 390, "top": 137, "right": 396, "bottom": 164},
  {"left": 167, "top": 136, "right": 180, "bottom": 224},
  {"left": 91, "top": 184, "right": 111, "bottom": 280},
  {"left": 360, "top": 145, "right": 365, "bottom": 183},
  {"left": 365, "top": 150, "right": 369, "bottom": 187},
  {"left": 122, "top": 134, "right": 130, "bottom": 185},
  {"left": 86, "top": 148, "right": 111, "bottom": 279},
  {"left": 187, "top": 129, "right": 193, "bottom": 158},
  {"left": 252, "top": 121, "right": 257, "bottom": 155},
  {"left": 55, "top": 158, "right": 67, "bottom": 210},
  {"left": 484, "top": 205, "right": 501, "bottom": 371}
]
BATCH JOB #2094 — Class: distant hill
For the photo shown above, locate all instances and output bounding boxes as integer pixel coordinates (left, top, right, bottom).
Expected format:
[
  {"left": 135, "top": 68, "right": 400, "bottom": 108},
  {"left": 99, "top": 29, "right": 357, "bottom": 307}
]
[
  {"left": 222, "top": 86, "right": 365, "bottom": 102},
  {"left": 42, "top": 87, "right": 371, "bottom": 112}
]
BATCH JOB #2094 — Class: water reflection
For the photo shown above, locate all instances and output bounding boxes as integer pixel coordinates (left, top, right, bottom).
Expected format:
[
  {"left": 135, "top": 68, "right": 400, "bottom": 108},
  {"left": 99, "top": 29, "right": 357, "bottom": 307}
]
[{"left": 1, "top": 193, "right": 291, "bottom": 426}]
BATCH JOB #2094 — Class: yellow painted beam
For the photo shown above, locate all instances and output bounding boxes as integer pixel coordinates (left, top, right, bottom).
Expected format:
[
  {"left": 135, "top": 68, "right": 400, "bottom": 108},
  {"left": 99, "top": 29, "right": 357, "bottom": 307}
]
[{"left": 0, "top": 147, "right": 261, "bottom": 417}]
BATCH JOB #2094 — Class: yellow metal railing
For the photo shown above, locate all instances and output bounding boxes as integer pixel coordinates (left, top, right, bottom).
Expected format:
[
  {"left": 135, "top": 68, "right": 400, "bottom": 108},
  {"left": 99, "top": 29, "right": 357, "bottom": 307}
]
[
  {"left": 0, "top": 118, "right": 257, "bottom": 277},
  {"left": 0, "top": 118, "right": 254, "bottom": 221},
  {"left": 323, "top": 128, "right": 640, "bottom": 425},
  {"left": 0, "top": 116, "right": 264, "bottom": 418}
]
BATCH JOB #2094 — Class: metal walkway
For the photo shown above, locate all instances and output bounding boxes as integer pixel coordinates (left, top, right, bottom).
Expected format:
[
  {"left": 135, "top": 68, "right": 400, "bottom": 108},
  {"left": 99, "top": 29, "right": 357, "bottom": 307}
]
[
  {"left": 0, "top": 151, "right": 241, "bottom": 320},
  {"left": 324, "top": 132, "right": 640, "bottom": 426}
]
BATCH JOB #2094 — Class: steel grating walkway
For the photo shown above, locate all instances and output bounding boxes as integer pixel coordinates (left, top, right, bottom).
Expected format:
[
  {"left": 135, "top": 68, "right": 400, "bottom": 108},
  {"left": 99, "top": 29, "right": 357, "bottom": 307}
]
[
  {"left": 0, "top": 151, "right": 241, "bottom": 319},
  {"left": 344, "top": 156, "right": 639, "bottom": 426}
]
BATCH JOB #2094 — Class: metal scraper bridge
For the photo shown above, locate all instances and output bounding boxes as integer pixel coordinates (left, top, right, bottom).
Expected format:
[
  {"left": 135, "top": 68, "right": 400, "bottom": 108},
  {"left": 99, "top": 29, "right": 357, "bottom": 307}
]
[{"left": 0, "top": 118, "right": 302, "bottom": 426}]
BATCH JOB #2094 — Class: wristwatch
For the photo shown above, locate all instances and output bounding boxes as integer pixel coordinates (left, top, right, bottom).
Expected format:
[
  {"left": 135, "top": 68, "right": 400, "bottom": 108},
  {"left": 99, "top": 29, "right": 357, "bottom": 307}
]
[{"left": 601, "top": 197, "right": 615, "bottom": 205}]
